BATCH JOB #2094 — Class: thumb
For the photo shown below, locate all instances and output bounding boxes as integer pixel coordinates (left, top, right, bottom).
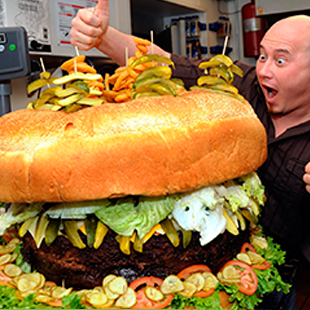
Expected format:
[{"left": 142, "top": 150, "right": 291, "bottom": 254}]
[{"left": 94, "top": 0, "right": 109, "bottom": 18}]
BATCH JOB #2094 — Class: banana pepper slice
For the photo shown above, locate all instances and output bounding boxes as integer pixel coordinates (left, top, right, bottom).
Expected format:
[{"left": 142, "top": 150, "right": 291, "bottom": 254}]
[{"left": 130, "top": 54, "right": 175, "bottom": 69}]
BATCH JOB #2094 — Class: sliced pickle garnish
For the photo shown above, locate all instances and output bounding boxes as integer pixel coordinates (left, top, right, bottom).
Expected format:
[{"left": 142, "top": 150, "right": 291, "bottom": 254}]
[
  {"left": 160, "top": 275, "right": 184, "bottom": 294},
  {"left": 178, "top": 281, "right": 197, "bottom": 298},
  {"left": 108, "top": 276, "right": 128, "bottom": 295},
  {"left": 86, "top": 290, "right": 108, "bottom": 309},
  {"left": 0, "top": 253, "right": 12, "bottom": 265},
  {"left": 221, "top": 265, "right": 241, "bottom": 282},
  {"left": 51, "top": 286, "right": 73, "bottom": 299},
  {"left": 114, "top": 287, "right": 136, "bottom": 308},
  {"left": 145, "top": 285, "right": 164, "bottom": 301},
  {"left": 247, "top": 250, "right": 266, "bottom": 264},
  {"left": 202, "top": 272, "right": 219, "bottom": 290},
  {"left": 237, "top": 252, "right": 252, "bottom": 265},
  {"left": 4, "top": 263, "right": 22, "bottom": 277},
  {"left": 185, "top": 273, "right": 205, "bottom": 292}
]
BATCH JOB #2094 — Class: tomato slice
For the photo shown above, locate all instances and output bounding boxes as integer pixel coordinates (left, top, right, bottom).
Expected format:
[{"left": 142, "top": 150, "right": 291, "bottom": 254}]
[
  {"left": 220, "top": 261, "right": 258, "bottom": 295},
  {"left": 241, "top": 242, "right": 271, "bottom": 270},
  {"left": 129, "top": 276, "right": 174, "bottom": 309},
  {"left": 177, "top": 264, "right": 215, "bottom": 298},
  {"left": 177, "top": 264, "right": 212, "bottom": 280}
]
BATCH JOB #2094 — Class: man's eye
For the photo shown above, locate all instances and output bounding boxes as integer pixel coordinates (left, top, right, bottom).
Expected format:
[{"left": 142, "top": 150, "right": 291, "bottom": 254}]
[
  {"left": 277, "top": 58, "right": 285, "bottom": 64},
  {"left": 259, "top": 54, "right": 266, "bottom": 60}
]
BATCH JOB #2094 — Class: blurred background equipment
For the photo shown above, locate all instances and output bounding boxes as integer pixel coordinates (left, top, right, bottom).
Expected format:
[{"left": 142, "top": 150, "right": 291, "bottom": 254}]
[
  {"left": 241, "top": 0, "right": 267, "bottom": 57},
  {"left": 0, "top": 27, "right": 30, "bottom": 116}
]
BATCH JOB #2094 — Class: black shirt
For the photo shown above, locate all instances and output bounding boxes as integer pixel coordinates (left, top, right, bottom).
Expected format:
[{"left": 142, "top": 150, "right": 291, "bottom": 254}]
[{"left": 171, "top": 54, "right": 310, "bottom": 256}]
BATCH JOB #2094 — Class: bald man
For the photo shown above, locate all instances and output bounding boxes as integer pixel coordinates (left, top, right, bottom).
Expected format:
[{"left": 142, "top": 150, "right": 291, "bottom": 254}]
[{"left": 71, "top": 9, "right": 310, "bottom": 310}]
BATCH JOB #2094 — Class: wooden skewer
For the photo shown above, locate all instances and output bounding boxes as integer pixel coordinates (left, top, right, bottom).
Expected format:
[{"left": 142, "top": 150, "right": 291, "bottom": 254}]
[
  {"left": 40, "top": 57, "right": 50, "bottom": 88},
  {"left": 125, "top": 47, "right": 128, "bottom": 67},
  {"left": 222, "top": 35, "right": 229, "bottom": 55},
  {"left": 150, "top": 30, "right": 155, "bottom": 66}
]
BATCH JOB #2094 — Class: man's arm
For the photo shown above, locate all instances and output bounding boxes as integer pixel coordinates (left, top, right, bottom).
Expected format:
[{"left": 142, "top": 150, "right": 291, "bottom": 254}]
[{"left": 70, "top": 0, "right": 170, "bottom": 66}]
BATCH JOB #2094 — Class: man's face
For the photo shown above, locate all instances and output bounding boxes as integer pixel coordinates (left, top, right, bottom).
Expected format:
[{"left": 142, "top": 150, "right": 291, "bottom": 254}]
[{"left": 256, "top": 18, "right": 310, "bottom": 118}]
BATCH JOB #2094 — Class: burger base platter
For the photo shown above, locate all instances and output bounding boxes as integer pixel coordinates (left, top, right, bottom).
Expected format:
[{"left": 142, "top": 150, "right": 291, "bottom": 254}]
[{"left": 0, "top": 226, "right": 290, "bottom": 309}]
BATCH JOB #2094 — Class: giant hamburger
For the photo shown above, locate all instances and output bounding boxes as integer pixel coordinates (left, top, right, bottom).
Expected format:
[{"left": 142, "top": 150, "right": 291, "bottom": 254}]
[{"left": 0, "top": 52, "right": 289, "bottom": 309}]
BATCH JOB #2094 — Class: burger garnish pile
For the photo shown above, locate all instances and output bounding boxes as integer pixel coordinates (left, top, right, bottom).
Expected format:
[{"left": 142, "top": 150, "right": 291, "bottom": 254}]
[
  {"left": 0, "top": 232, "right": 289, "bottom": 309},
  {"left": 192, "top": 54, "right": 245, "bottom": 102},
  {"left": 26, "top": 37, "right": 185, "bottom": 112},
  {"left": 0, "top": 38, "right": 290, "bottom": 309}
]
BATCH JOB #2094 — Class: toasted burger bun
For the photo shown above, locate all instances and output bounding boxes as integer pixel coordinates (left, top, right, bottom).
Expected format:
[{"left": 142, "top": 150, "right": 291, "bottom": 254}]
[{"left": 0, "top": 89, "right": 267, "bottom": 203}]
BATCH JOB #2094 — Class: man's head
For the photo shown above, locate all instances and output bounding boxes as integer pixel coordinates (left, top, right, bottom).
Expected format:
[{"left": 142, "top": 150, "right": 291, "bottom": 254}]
[{"left": 256, "top": 15, "right": 310, "bottom": 121}]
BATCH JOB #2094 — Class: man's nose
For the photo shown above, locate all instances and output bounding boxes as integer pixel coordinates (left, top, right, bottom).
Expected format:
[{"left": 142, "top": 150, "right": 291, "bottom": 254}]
[{"left": 257, "top": 62, "right": 273, "bottom": 79}]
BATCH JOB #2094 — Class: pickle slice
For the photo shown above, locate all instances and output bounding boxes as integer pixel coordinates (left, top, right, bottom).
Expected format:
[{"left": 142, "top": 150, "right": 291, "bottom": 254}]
[
  {"left": 160, "top": 275, "right": 184, "bottom": 294},
  {"left": 114, "top": 287, "right": 136, "bottom": 308},
  {"left": 145, "top": 285, "right": 164, "bottom": 301}
]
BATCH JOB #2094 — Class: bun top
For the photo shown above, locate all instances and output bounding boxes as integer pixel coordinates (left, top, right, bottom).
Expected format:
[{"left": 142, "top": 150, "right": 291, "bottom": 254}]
[{"left": 0, "top": 90, "right": 267, "bottom": 203}]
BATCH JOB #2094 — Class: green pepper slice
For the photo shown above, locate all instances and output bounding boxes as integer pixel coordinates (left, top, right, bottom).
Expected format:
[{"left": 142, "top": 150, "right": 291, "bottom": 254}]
[
  {"left": 135, "top": 66, "right": 172, "bottom": 82},
  {"left": 63, "top": 220, "right": 86, "bottom": 249},
  {"left": 160, "top": 218, "right": 179, "bottom": 247},
  {"left": 130, "top": 54, "right": 175, "bottom": 69}
]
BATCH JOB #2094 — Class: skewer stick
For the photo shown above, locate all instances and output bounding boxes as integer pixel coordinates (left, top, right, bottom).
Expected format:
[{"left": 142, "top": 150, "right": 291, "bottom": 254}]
[
  {"left": 40, "top": 57, "right": 46, "bottom": 72},
  {"left": 150, "top": 30, "right": 155, "bottom": 66},
  {"left": 150, "top": 30, "right": 154, "bottom": 54},
  {"left": 40, "top": 57, "right": 50, "bottom": 88},
  {"left": 125, "top": 47, "right": 128, "bottom": 67},
  {"left": 222, "top": 35, "right": 229, "bottom": 55},
  {"left": 74, "top": 46, "right": 80, "bottom": 73},
  {"left": 75, "top": 46, "right": 80, "bottom": 56}
]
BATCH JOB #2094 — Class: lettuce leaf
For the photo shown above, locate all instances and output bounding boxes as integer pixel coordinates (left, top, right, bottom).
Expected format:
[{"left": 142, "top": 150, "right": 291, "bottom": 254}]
[
  {"left": 0, "top": 203, "right": 42, "bottom": 235},
  {"left": 46, "top": 199, "right": 110, "bottom": 219},
  {"left": 238, "top": 172, "right": 265, "bottom": 206},
  {"left": 95, "top": 195, "right": 176, "bottom": 238},
  {"left": 222, "top": 180, "right": 250, "bottom": 212},
  {"left": 169, "top": 291, "right": 223, "bottom": 310}
]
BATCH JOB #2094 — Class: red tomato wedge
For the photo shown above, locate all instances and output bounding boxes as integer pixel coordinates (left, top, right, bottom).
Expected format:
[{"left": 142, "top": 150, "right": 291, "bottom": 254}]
[
  {"left": 177, "top": 265, "right": 215, "bottom": 298},
  {"left": 241, "top": 242, "right": 271, "bottom": 270},
  {"left": 220, "top": 261, "right": 258, "bottom": 295},
  {"left": 129, "top": 276, "right": 174, "bottom": 309}
]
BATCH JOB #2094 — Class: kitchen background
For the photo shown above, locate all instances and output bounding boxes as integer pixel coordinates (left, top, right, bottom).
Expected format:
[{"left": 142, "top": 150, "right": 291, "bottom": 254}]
[{"left": 0, "top": 0, "right": 310, "bottom": 112}]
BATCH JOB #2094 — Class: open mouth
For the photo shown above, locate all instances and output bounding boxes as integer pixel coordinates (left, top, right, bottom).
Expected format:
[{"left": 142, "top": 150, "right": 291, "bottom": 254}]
[{"left": 264, "top": 85, "right": 278, "bottom": 99}]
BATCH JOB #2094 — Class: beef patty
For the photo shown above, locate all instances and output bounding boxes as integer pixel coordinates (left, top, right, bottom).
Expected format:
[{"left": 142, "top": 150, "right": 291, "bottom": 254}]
[{"left": 22, "top": 228, "right": 250, "bottom": 289}]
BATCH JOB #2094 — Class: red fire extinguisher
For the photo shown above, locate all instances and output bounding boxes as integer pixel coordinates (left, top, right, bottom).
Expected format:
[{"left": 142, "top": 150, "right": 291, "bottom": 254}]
[{"left": 242, "top": 0, "right": 267, "bottom": 57}]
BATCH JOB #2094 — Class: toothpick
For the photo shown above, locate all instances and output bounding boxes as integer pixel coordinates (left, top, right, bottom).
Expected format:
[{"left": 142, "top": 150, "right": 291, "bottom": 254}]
[
  {"left": 222, "top": 35, "right": 229, "bottom": 55},
  {"left": 75, "top": 46, "right": 80, "bottom": 56},
  {"left": 150, "top": 30, "right": 154, "bottom": 66},
  {"left": 40, "top": 57, "right": 46, "bottom": 72},
  {"left": 40, "top": 57, "right": 50, "bottom": 88},
  {"left": 150, "top": 30, "right": 154, "bottom": 54},
  {"left": 125, "top": 47, "right": 128, "bottom": 67}
]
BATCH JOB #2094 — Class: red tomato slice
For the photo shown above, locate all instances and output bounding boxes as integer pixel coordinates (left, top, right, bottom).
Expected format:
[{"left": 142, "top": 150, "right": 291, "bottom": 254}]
[
  {"left": 241, "top": 242, "right": 271, "bottom": 270},
  {"left": 129, "top": 276, "right": 174, "bottom": 309},
  {"left": 221, "top": 261, "right": 258, "bottom": 295},
  {"left": 177, "top": 264, "right": 212, "bottom": 280},
  {"left": 177, "top": 264, "right": 215, "bottom": 298}
]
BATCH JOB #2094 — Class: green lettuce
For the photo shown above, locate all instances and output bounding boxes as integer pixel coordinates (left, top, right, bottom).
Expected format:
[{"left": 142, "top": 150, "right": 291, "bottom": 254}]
[
  {"left": 95, "top": 195, "right": 177, "bottom": 238},
  {"left": 46, "top": 199, "right": 111, "bottom": 219},
  {"left": 0, "top": 203, "right": 42, "bottom": 235},
  {"left": 238, "top": 172, "right": 265, "bottom": 206}
]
